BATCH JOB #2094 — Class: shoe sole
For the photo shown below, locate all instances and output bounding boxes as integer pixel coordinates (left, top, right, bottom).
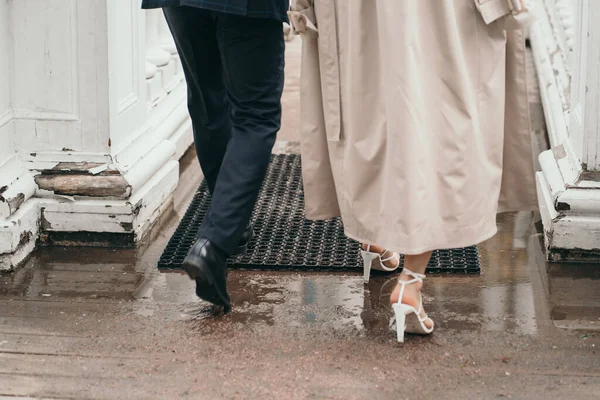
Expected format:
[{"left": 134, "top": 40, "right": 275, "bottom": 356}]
[{"left": 183, "top": 258, "right": 231, "bottom": 313}]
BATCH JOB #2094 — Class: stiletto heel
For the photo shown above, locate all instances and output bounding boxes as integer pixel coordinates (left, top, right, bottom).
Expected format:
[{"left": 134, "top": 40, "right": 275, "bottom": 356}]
[
  {"left": 391, "top": 268, "right": 434, "bottom": 342},
  {"left": 361, "top": 250, "right": 378, "bottom": 283},
  {"left": 360, "top": 245, "right": 400, "bottom": 283},
  {"left": 392, "top": 303, "right": 409, "bottom": 343}
]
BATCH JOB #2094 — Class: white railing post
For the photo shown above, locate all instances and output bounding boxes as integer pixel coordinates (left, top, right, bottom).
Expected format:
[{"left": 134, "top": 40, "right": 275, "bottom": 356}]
[{"left": 531, "top": 0, "right": 600, "bottom": 261}]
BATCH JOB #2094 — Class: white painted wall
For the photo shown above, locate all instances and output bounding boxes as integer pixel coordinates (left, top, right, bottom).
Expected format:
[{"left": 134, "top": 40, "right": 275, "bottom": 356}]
[
  {"left": 10, "top": 0, "right": 110, "bottom": 155},
  {"left": 107, "top": 0, "right": 147, "bottom": 154},
  {"left": 0, "top": 0, "right": 14, "bottom": 160}
]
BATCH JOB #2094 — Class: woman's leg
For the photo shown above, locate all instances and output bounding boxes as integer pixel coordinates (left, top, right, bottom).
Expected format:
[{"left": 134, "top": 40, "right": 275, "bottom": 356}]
[{"left": 390, "top": 252, "right": 434, "bottom": 329}]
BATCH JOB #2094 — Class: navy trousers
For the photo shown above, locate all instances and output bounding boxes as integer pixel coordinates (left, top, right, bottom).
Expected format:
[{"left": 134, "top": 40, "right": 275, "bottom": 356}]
[{"left": 163, "top": 7, "right": 285, "bottom": 255}]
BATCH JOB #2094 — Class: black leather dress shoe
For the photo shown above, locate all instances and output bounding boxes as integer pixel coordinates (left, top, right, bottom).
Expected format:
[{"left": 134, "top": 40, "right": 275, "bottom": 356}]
[
  {"left": 183, "top": 238, "right": 231, "bottom": 313},
  {"left": 231, "top": 224, "right": 255, "bottom": 256}
]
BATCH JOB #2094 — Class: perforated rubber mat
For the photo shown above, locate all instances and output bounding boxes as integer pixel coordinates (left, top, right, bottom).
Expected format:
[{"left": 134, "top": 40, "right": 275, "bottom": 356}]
[{"left": 158, "top": 154, "right": 481, "bottom": 274}]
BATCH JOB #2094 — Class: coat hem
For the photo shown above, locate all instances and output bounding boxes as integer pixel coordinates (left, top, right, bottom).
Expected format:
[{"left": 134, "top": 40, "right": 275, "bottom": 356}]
[{"left": 342, "top": 221, "right": 499, "bottom": 255}]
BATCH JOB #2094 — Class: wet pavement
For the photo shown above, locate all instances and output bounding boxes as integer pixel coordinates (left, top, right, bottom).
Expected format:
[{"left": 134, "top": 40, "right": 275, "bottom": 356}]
[
  {"left": 1, "top": 39, "right": 599, "bottom": 400},
  {"left": 1, "top": 197, "right": 599, "bottom": 399}
]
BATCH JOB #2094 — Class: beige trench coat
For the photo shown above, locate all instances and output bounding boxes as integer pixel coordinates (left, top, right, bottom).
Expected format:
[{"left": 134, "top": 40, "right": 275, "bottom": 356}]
[{"left": 290, "top": 0, "right": 538, "bottom": 254}]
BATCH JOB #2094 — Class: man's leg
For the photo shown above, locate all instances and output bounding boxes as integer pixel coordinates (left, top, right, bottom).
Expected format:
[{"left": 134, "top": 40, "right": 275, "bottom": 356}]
[
  {"left": 197, "top": 14, "right": 285, "bottom": 255},
  {"left": 162, "top": 7, "right": 229, "bottom": 194},
  {"left": 181, "top": 13, "right": 284, "bottom": 312}
]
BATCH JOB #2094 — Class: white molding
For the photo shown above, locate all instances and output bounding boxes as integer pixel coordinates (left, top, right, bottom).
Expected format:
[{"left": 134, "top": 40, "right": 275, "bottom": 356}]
[
  {"left": 536, "top": 166, "right": 600, "bottom": 258},
  {"left": 547, "top": 215, "right": 600, "bottom": 256},
  {"left": 530, "top": 11, "right": 580, "bottom": 184},
  {"left": 21, "top": 151, "right": 112, "bottom": 169},
  {"left": 0, "top": 151, "right": 38, "bottom": 220},
  {"left": 130, "top": 159, "right": 178, "bottom": 236},
  {"left": 170, "top": 118, "right": 193, "bottom": 161},
  {"left": 0, "top": 109, "right": 12, "bottom": 128},
  {"left": 113, "top": 81, "right": 187, "bottom": 170},
  {"left": 11, "top": 110, "right": 80, "bottom": 122},
  {"left": 0, "top": 171, "right": 37, "bottom": 220},
  {"left": 41, "top": 198, "right": 131, "bottom": 215},
  {"left": 42, "top": 210, "right": 134, "bottom": 233},
  {"left": 558, "top": 188, "right": 600, "bottom": 215},
  {"left": 123, "top": 139, "right": 176, "bottom": 192},
  {"left": 118, "top": 93, "right": 140, "bottom": 115},
  {"left": 0, "top": 200, "right": 40, "bottom": 271}
]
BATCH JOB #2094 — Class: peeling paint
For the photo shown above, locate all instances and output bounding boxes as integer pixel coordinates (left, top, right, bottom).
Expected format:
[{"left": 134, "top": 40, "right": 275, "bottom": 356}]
[
  {"left": 552, "top": 144, "right": 567, "bottom": 159},
  {"left": 0, "top": 186, "right": 7, "bottom": 195},
  {"left": 7, "top": 193, "right": 25, "bottom": 213},
  {"left": 89, "top": 164, "right": 109, "bottom": 175},
  {"left": 17, "top": 231, "right": 33, "bottom": 248},
  {"left": 545, "top": 229, "right": 554, "bottom": 247},
  {"left": 40, "top": 209, "right": 53, "bottom": 230},
  {"left": 132, "top": 201, "right": 143, "bottom": 216},
  {"left": 556, "top": 202, "right": 571, "bottom": 211},
  {"left": 38, "top": 162, "right": 120, "bottom": 176},
  {"left": 549, "top": 247, "right": 600, "bottom": 263},
  {"left": 119, "top": 222, "right": 134, "bottom": 231}
]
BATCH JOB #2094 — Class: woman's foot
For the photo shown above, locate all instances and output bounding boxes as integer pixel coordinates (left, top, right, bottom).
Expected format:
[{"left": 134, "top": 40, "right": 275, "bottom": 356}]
[
  {"left": 361, "top": 244, "right": 400, "bottom": 270},
  {"left": 390, "top": 270, "right": 434, "bottom": 330}
]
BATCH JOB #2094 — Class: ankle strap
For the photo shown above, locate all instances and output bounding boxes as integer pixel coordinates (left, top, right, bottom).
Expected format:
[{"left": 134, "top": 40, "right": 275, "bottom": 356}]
[{"left": 402, "top": 268, "right": 426, "bottom": 282}]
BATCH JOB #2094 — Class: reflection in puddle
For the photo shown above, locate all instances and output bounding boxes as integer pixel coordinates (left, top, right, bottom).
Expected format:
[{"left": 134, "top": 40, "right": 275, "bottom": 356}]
[
  {"left": 135, "top": 269, "right": 546, "bottom": 340},
  {"left": 129, "top": 213, "right": 599, "bottom": 338}
]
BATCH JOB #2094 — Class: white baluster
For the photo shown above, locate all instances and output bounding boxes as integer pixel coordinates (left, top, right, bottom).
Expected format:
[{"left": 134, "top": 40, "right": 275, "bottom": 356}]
[
  {"left": 145, "top": 10, "right": 179, "bottom": 105},
  {"left": 145, "top": 9, "right": 171, "bottom": 67},
  {"left": 158, "top": 15, "right": 177, "bottom": 55},
  {"left": 158, "top": 13, "right": 182, "bottom": 78},
  {"left": 145, "top": 61, "right": 158, "bottom": 80}
]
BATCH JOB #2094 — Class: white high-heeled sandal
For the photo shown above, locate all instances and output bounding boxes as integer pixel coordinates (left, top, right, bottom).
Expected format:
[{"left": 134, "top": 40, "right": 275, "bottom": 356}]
[
  {"left": 391, "top": 268, "right": 434, "bottom": 343},
  {"left": 360, "top": 244, "right": 400, "bottom": 283}
]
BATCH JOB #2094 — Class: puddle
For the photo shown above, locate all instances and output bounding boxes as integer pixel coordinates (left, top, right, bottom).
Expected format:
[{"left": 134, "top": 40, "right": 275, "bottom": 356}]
[{"left": 1, "top": 212, "right": 599, "bottom": 340}]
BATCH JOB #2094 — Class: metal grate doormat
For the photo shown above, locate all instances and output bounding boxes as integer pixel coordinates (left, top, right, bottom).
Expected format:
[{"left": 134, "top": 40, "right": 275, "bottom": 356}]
[{"left": 158, "top": 154, "right": 480, "bottom": 274}]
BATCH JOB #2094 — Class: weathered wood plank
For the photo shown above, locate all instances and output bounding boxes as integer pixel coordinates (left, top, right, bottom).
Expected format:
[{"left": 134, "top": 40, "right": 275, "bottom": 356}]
[{"left": 34, "top": 175, "right": 131, "bottom": 198}]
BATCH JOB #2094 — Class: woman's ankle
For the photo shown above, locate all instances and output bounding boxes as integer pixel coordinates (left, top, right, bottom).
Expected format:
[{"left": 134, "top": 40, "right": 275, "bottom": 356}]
[{"left": 390, "top": 279, "right": 423, "bottom": 305}]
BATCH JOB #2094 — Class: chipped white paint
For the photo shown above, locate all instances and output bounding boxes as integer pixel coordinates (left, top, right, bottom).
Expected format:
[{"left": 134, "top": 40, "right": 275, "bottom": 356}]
[
  {"left": 0, "top": 200, "right": 40, "bottom": 270},
  {"left": 532, "top": 0, "right": 600, "bottom": 259},
  {"left": 0, "top": 0, "right": 193, "bottom": 269}
]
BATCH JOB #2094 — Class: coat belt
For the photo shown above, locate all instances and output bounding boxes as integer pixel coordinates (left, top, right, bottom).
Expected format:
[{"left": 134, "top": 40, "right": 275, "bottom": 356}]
[{"left": 474, "top": 0, "right": 537, "bottom": 30}]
